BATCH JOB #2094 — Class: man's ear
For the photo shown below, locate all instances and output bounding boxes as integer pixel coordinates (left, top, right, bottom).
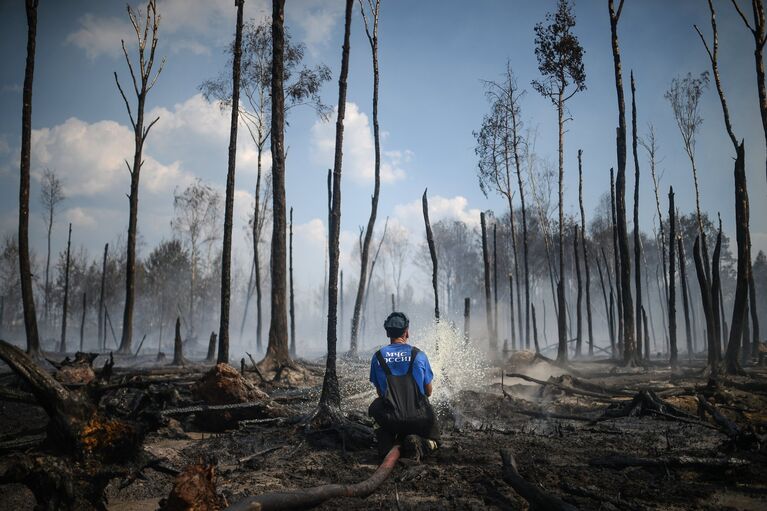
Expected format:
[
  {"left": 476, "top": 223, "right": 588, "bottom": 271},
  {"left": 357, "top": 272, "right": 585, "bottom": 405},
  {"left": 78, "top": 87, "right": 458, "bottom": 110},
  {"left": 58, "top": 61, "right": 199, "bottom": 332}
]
[{"left": 405, "top": 328, "right": 410, "bottom": 339}]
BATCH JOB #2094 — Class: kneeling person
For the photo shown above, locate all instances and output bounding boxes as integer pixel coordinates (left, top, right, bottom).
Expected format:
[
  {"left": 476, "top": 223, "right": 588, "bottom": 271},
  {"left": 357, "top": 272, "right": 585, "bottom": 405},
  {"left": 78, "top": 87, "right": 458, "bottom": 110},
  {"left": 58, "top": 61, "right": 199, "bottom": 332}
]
[{"left": 369, "top": 312, "right": 439, "bottom": 460}]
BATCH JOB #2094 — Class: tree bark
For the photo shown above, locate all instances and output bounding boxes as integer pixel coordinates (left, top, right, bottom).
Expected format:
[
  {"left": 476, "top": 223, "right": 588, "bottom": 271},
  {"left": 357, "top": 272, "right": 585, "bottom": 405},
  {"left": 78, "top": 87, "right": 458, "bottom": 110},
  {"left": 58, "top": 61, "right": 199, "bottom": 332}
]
[
  {"left": 631, "top": 73, "right": 643, "bottom": 358},
  {"left": 172, "top": 317, "right": 186, "bottom": 366},
  {"left": 423, "top": 190, "right": 440, "bottom": 321},
  {"left": 317, "top": 0, "right": 353, "bottom": 416},
  {"left": 725, "top": 142, "right": 750, "bottom": 374},
  {"left": 60, "top": 223, "right": 72, "bottom": 354},
  {"left": 531, "top": 303, "right": 541, "bottom": 354},
  {"left": 711, "top": 227, "right": 723, "bottom": 364},
  {"left": 596, "top": 254, "right": 615, "bottom": 355},
  {"left": 556, "top": 95, "right": 567, "bottom": 364},
  {"left": 289, "top": 206, "right": 296, "bottom": 357},
  {"left": 206, "top": 332, "right": 217, "bottom": 362},
  {"left": 677, "top": 237, "right": 693, "bottom": 360},
  {"left": 748, "top": 269, "right": 759, "bottom": 357},
  {"left": 349, "top": 0, "right": 382, "bottom": 355},
  {"left": 693, "top": 236, "right": 718, "bottom": 373},
  {"left": 217, "top": 0, "right": 244, "bottom": 364},
  {"left": 493, "top": 224, "right": 499, "bottom": 343},
  {"left": 481, "top": 212, "right": 496, "bottom": 352},
  {"left": 668, "top": 187, "right": 678, "bottom": 366},
  {"left": 508, "top": 273, "right": 515, "bottom": 351},
  {"left": 616, "top": 167, "right": 636, "bottom": 365},
  {"left": 264, "top": 0, "right": 291, "bottom": 367},
  {"left": 19, "top": 0, "right": 41, "bottom": 356}
]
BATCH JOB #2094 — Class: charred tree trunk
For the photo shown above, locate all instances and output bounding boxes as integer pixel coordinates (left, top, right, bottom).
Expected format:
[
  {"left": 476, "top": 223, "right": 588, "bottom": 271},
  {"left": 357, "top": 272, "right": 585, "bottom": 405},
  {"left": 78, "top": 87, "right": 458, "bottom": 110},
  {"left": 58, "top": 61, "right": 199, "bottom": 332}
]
[
  {"left": 263, "top": 0, "right": 291, "bottom": 368},
  {"left": 116, "top": 0, "right": 164, "bottom": 355},
  {"left": 60, "top": 223, "right": 72, "bottom": 354},
  {"left": 693, "top": 236, "right": 718, "bottom": 372},
  {"left": 217, "top": 0, "right": 244, "bottom": 364},
  {"left": 556, "top": 97, "right": 567, "bottom": 365},
  {"left": 574, "top": 226, "right": 583, "bottom": 357},
  {"left": 350, "top": 0, "right": 382, "bottom": 355},
  {"left": 481, "top": 212, "right": 496, "bottom": 352},
  {"left": 596, "top": 254, "right": 615, "bottom": 355},
  {"left": 725, "top": 142, "right": 750, "bottom": 374},
  {"left": 493, "top": 223, "right": 499, "bottom": 343},
  {"left": 98, "top": 243, "right": 108, "bottom": 351},
  {"left": 206, "top": 332, "right": 217, "bottom": 362},
  {"left": 678, "top": 237, "right": 693, "bottom": 360},
  {"left": 464, "top": 297, "right": 471, "bottom": 345},
  {"left": 317, "top": 0, "right": 353, "bottom": 418},
  {"left": 289, "top": 207, "right": 296, "bottom": 357},
  {"left": 711, "top": 227, "right": 723, "bottom": 364},
  {"left": 616, "top": 167, "right": 636, "bottom": 365},
  {"left": 508, "top": 274, "right": 515, "bottom": 351},
  {"left": 610, "top": 169, "right": 624, "bottom": 357},
  {"left": 172, "top": 317, "right": 185, "bottom": 366},
  {"left": 505, "top": 196, "right": 523, "bottom": 349},
  {"left": 19, "top": 0, "right": 41, "bottom": 356},
  {"left": 641, "top": 306, "right": 650, "bottom": 360},
  {"left": 578, "top": 150, "right": 594, "bottom": 356},
  {"left": 531, "top": 303, "right": 541, "bottom": 354},
  {"left": 668, "top": 187, "right": 678, "bottom": 366},
  {"left": 631, "top": 73, "right": 643, "bottom": 357},
  {"left": 423, "top": 190, "right": 440, "bottom": 321},
  {"left": 748, "top": 270, "right": 759, "bottom": 358},
  {"left": 79, "top": 293, "right": 86, "bottom": 352}
]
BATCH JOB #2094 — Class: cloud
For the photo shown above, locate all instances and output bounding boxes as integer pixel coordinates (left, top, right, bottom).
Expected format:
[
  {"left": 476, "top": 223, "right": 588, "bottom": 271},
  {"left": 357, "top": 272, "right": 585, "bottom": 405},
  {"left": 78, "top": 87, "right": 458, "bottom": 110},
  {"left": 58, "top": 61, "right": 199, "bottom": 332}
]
[
  {"left": 294, "top": 218, "right": 326, "bottom": 247},
  {"left": 393, "top": 195, "right": 481, "bottom": 229},
  {"left": 66, "top": 0, "right": 271, "bottom": 60},
  {"left": 288, "top": 0, "right": 343, "bottom": 53},
  {"left": 65, "top": 207, "right": 98, "bottom": 228},
  {"left": 310, "top": 102, "right": 408, "bottom": 185},
  {"left": 29, "top": 117, "right": 190, "bottom": 197}
]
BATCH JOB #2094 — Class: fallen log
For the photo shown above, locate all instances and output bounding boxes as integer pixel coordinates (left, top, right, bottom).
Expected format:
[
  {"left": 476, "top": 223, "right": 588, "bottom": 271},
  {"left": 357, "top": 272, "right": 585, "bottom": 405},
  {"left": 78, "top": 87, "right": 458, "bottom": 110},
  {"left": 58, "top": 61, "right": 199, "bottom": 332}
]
[
  {"left": 696, "top": 394, "right": 759, "bottom": 448},
  {"left": 499, "top": 449, "right": 579, "bottom": 511},
  {"left": 225, "top": 445, "right": 401, "bottom": 511}
]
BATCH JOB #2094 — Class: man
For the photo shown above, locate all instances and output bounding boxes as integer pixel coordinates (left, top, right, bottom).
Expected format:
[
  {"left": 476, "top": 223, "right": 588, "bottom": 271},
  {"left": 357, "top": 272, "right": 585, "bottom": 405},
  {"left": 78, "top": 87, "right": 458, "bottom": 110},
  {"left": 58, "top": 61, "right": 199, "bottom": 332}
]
[{"left": 368, "top": 312, "right": 439, "bottom": 460}]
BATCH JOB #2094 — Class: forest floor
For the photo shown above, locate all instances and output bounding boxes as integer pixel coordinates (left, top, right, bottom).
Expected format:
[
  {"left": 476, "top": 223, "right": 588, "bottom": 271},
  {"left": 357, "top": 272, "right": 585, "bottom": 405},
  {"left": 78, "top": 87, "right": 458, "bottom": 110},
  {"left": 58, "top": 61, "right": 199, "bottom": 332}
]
[{"left": 1, "top": 347, "right": 767, "bottom": 510}]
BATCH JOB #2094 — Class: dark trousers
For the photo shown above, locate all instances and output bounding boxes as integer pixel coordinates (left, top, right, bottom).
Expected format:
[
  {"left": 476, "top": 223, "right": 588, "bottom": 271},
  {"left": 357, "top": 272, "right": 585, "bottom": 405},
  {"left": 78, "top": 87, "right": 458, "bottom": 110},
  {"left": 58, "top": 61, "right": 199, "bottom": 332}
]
[{"left": 368, "top": 397, "right": 441, "bottom": 441}]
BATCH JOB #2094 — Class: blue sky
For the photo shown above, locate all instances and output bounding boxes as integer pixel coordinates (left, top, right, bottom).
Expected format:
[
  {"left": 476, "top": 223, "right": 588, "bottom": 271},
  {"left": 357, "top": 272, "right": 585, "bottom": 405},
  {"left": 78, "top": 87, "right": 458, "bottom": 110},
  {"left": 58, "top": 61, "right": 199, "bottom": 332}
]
[{"left": 1, "top": 0, "right": 766, "bottom": 300}]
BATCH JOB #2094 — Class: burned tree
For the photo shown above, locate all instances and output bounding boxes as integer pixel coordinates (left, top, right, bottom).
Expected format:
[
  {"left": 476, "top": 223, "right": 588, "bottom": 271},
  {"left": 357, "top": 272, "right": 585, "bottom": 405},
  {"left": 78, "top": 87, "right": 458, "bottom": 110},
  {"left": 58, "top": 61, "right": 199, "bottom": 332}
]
[
  {"left": 262, "top": 0, "right": 290, "bottom": 370},
  {"left": 115, "top": 0, "right": 165, "bottom": 354},
  {"left": 573, "top": 225, "right": 583, "bottom": 357},
  {"left": 481, "top": 212, "right": 496, "bottom": 352},
  {"left": 349, "top": 0, "right": 382, "bottom": 356},
  {"left": 532, "top": 0, "right": 586, "bottom": 363},
  {"left": 678, "top": 236, "right": 694, "bottom": 359},
  {"left": 668, "top": 187, "right": 678, "bottom": 366},
  {"left": 289, "top": 207, "right": 296, "bottom": 357},
  {"left": 217, "top": 0, "right": 245, "bottom": 364},
  {"left": 39, "top": 168, "right": 65, "bottom": 326},
  {"left": 60, "top": 223, "right": 72, "bottom": 353},
  {"left": 577, "top": 150, "right": 594, "bottom": 356},
  {"left": 423, "top": 190, "right": 440, "bottom": 321},
  {"left": 316, "top": 0, "right": 354, "bottom": 421},
  {"left": 98, "top": 243, "right": 108, "bottom": 350},
  {"left": 631, "top": 72, "right": 643, "bottom": 356},
  {"left": 19, "top": 0, "right": 41, "bottom": 356}
]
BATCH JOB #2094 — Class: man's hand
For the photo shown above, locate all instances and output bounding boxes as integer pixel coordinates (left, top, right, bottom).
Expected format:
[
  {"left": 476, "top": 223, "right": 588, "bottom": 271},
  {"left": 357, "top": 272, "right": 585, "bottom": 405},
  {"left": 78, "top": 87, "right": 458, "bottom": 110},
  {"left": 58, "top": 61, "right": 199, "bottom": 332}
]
[{"left": 424, "top": 382, "right": 433, "bottom": 397}]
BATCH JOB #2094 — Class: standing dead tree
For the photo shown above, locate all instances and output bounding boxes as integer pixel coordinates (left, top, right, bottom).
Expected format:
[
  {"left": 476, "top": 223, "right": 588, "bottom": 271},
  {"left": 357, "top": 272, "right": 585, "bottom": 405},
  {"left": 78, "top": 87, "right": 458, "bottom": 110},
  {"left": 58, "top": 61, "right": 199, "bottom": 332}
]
[
  {"left": 349, "top": 0, "right": 382, "bottom": 356},
  {"left": 19, "top": 0, "right": 41, "bottom": 356},
  {"left": 725, "top": 144, "right": 751, "bottom": 374},
  {"left": 481, "top": 212, "right": 496, "bottom": 352},
  {"left": 678, "top": 236, "right": 693, "bottom": 359},
  {"left": 60, "top": 224, "right": 72, "bottom": 353},
  {"left": 630, "top": 72, "right": 644, "bottom": 358},
  {"left": 423, "top": 191, "right": 440, "bottom": 321},
  {"left": 610, "top": 169, "right": 624, "bottom": 357},
  {"left": 217, "top": 0, "right": 245, "bottom": 364},
  {"left": 573, "top": 225, "right": 583, "bottom": 357},
  {"left": 262, "top": 0, "right": 292, "bottom": 371},
  {"left": 533, "top": 0, "right": 586, "bottom": 364},
  {"left": 668, "top": 188, "right": 678, "bottom": 366},
  {"left": 608, "top": 0, "right": 637, "bottom": 365},
  {"left": 698, "top": 0, "right": 759, "bottom": 369},
  {"left": 316, "top": 0, "right": 354, "bottom": 423},
  {"left": 115, "top": 0, "right": 165, "bottom": 354},
  {"left": 475, "top": 64, "right": 529, "bottom": 349},
  {"left": 98, "top": 243, "right": 108, "bottom": 351},
  {"left": 39, "top": 168, "right": 65, "bottom": 328},
  {"left": 577, "top": 150, "right": 594, "bottom": 356}
]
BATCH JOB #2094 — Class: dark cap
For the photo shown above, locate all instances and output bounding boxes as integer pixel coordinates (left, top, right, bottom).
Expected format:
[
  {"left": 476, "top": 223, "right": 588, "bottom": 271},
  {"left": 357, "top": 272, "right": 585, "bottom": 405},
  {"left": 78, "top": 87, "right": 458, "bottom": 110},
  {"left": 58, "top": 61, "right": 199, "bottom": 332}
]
[{"left": 383, "top": 312, "right": 409, "bottom": 331}]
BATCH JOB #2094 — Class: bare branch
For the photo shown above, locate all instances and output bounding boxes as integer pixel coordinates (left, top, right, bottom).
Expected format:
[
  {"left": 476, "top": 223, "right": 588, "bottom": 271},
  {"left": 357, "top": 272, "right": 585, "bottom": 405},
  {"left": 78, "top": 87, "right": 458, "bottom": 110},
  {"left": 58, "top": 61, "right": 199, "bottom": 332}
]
[
  {"left": 142, "top": 116, "right": 160, "bottom": 142},
  {"left": 114, "top": 72, "right": 136, "bottom": 129},
  {"left": 730, "top": 0, "right": 756, "bottom": 32},
  {"left": 121, "top": 40, "right": 140, "bottom": 96},
  {"left": 147, "top": 56, "right": 166, "bottom": 91}
]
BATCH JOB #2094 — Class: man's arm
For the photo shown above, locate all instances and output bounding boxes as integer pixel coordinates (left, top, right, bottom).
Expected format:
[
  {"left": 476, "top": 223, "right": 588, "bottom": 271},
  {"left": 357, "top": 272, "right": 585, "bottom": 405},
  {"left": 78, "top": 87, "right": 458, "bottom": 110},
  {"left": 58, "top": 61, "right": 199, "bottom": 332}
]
[{"left": 424, "top": 382, "right": 433, "bottom": 397}]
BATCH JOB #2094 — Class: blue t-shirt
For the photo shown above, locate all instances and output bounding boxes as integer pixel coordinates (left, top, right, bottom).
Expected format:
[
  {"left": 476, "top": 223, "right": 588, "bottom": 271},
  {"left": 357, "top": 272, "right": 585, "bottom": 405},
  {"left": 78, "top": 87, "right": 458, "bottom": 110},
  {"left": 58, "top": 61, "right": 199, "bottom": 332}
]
[{"left": 369, "top": 343, "right": 434, "bottom": 396}]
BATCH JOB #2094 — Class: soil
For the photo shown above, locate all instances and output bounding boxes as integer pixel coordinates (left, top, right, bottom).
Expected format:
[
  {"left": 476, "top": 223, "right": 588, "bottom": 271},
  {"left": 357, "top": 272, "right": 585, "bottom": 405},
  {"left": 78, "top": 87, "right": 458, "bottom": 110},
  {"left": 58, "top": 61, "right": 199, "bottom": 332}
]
[{"left": 1, "top": 353, "right": 766, "bottom": 510}]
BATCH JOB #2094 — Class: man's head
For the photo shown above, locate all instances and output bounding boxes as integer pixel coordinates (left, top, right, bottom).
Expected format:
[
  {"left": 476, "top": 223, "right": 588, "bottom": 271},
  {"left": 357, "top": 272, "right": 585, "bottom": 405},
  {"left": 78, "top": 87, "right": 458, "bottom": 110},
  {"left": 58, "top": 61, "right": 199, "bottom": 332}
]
[{"left": 384, "top": 311, "right": 410, "bottom": 340}]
